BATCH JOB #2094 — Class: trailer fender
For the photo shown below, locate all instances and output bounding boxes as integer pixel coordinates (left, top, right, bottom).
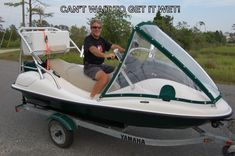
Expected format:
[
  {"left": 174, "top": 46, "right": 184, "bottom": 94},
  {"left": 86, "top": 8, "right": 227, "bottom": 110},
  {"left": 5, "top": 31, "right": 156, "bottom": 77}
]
[{"left": 48, "top": 113, "right": 77, "bottom": 131}]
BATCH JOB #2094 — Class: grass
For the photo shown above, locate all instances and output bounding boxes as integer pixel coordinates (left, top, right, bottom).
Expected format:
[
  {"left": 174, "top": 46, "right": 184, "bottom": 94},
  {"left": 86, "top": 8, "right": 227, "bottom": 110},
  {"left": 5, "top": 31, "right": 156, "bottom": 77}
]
[
  {"left": 0, "top": 50, "right": 21, "bottom": 61},
  {"left": 1, "top": 46, "right": 235, "bottom": 84},
  {"left": 54, "top": 50, "right": 118, "bottom": 66},
  {"left": 54, "top": 51, "right": 83, "bottom": 64},
  {"left": 197, "top": 46, "right": 235, "bottom": 56},
  {"left": 190, "top": 45, "right": 235, "bottom": 84},
  {"left": 0, "top": 49, "right": 118, "bottom": 66},
  {"left": 197, "top": 55, "right": 235, "bottom": 84}
]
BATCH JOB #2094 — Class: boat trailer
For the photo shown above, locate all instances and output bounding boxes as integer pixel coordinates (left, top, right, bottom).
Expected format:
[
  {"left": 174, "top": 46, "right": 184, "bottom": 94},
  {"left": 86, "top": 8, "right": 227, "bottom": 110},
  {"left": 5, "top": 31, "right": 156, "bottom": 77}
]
[{"left": 15, "top": 102, "right": 235, "bottom": 156}]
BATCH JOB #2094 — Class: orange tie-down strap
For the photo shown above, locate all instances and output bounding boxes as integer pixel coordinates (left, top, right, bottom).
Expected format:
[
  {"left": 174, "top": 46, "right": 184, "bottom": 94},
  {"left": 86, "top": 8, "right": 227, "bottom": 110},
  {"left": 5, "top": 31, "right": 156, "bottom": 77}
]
[{"left": 43, "top": 31, "right": 50, "bottom": 70}]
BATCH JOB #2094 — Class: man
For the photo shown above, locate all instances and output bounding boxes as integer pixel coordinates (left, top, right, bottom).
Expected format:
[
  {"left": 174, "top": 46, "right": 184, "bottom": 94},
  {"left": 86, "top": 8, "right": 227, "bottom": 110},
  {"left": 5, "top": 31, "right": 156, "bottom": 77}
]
[{"left": 83, "top": 19, "right": 125, "bottom": 98}]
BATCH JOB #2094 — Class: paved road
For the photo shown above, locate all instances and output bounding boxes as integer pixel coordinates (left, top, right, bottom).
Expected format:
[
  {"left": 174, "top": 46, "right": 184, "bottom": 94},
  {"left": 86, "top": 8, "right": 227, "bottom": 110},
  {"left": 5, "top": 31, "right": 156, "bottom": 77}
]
[{"left": 0, "top": 59, "right": 235, "bottom": 156}]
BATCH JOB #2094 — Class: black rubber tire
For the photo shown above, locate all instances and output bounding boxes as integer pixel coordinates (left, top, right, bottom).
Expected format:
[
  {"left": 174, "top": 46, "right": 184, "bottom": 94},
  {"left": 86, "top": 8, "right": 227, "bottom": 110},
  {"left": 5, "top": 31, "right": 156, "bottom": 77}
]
[
  {"left": 222, "top": 145, "right": 235, "bottom": 156},
  {"left": 48, "top": 120, "right": 74, "bottom": 148}
]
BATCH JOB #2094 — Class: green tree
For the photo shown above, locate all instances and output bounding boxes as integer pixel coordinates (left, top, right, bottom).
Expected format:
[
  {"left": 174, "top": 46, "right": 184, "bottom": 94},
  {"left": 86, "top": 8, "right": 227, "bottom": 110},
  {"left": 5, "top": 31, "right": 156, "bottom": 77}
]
[
  {"left": 4, "top": 0, "right": 25, "bottom": 26},
  {"left": 232, "top": 24, "right": 235, "bottom": 31},
  {"left": 93, "top": 10, "right": 132, "bottom": 48},
  {"left": 0, "top": 17, "right": 5, "bottom": 48},
  {"left": 191, "top": 27, "right": 207, "bottom": 49},
  {"left": 8, "top": 25, "right": 18, "bottom": 41},
  {"left": 54, "top": 25, "right": 69, "bottom": 31},
  {"left": 1, "top": 25, "right": 20, "bottom": 48},
  {"left": 5, "top": 0, "right": 51, "bottom": 27},
  {"left": 152, "top": 11, "right": 226, "bottom": 50},
  {"left": 153, "top": 12, "right": 194, "bottom": 50},
  {"left": 31, "top": 6, "right": 53, "bottom": 26},
  {"left": 70, "top": 25, "right": 88, "bottom": 48},
  {"left": 153, "top": 11, "right": 175, "bottom": 37},
  {"left": 32, "top": 19, "right": 50, "bottom": 27},
  {"left": 175, "top": 27, "right": 193, "bottom": 50},
  {"left": 0, "top": 17, "right": 4, "bottom": 30},
  {"left": 176, "top": 21, "right": 189, "bottom": 29},
  {"left": 203, "top": 31, "right": 225, "bottom": 45},
  {"left": 195, "top": 21, "right": 206, "bottom": 32}
]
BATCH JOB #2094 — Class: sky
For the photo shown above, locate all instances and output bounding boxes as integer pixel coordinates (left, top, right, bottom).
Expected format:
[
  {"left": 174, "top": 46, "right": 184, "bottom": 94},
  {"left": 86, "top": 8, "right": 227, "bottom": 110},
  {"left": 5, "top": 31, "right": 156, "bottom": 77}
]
[{"left": 0, "top": 0, "right": 235, "bottom": 33}]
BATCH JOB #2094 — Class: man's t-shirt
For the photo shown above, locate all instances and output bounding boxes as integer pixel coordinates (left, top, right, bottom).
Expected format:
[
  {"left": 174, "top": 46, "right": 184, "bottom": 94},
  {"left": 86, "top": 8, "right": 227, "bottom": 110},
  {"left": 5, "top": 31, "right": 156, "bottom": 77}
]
[{"left": 83, "top": 34, "right": 112, "bottom": 65}]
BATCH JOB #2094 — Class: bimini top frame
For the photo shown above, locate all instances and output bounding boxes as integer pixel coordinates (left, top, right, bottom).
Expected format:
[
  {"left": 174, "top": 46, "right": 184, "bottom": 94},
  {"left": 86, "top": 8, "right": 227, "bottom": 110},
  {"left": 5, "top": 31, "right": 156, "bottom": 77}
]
[{"left": 101, "top": 22, "right": 221, "bottom": 104}]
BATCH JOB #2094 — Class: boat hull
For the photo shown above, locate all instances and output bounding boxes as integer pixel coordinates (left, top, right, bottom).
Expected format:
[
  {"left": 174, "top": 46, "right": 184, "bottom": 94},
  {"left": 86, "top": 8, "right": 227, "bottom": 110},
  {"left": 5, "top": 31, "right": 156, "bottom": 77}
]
[{"left": 15, "top": 88, "right": 231, "bottom": 129}]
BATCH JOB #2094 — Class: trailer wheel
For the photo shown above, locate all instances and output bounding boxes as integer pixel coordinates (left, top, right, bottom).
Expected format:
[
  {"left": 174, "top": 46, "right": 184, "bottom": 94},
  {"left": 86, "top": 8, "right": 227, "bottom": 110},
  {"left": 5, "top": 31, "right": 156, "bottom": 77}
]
[
  {"left": 48, "top": 120, "right": 74, "bottom": 148},
  {"left": 222, "top": 145, "right": 235, "bottom": 156}
]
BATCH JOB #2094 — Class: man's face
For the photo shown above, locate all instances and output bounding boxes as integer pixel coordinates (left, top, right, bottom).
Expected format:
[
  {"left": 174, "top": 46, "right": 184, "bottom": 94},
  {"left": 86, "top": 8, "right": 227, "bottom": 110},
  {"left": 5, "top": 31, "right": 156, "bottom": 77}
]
[{"left": 91, "top": 22, "right": 102, "bottom": 38}]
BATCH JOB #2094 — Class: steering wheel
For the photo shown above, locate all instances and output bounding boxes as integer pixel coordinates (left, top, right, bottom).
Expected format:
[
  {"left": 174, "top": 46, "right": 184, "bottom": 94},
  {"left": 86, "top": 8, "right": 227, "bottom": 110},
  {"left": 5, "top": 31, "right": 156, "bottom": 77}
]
[
  {"left": 128, "top": 47, "right": 151, "bottom": 54},
  {"left": 113, "top": 49, "right": 123, "bottom": 62}
]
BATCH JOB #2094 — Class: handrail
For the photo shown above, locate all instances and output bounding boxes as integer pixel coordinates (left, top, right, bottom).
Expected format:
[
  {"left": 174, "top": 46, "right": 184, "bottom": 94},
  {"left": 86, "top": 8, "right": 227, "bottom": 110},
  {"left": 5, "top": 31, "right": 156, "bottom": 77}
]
[
  {"left": 69, "top": 38, "right": 83, "bottom": 57},
  {"left": 18, "top": 27, "right": 61, "bottom": 32},
  {"left": 36, "top": 64, "right": 61, "bottom": 89},
  {"left": 128, "top": 47, "right": 151, "bottom": 54},
  {"left": 114, "top": 49, "right": 134, "bottom": 89}
]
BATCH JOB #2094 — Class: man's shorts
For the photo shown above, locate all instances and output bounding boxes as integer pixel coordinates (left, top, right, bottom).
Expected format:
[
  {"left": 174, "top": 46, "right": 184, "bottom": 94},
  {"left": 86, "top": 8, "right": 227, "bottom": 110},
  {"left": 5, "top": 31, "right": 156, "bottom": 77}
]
[{"left": 84, "top": 64, "right": 115, "bottom": 80}]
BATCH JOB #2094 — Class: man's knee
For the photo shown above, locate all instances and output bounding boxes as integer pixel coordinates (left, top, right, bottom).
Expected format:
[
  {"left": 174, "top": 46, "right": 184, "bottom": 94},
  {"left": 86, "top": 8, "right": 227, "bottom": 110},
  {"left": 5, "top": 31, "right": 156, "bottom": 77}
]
[{"left": 95, "top": 71, "right": 109, "bottom": 84}]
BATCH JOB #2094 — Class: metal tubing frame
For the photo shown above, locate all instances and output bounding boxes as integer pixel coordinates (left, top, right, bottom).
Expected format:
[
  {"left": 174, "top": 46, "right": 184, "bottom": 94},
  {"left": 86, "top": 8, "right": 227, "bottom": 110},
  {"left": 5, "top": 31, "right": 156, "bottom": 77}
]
[{"left": 17, "top": 27, "right": 83, "bottom": 89}]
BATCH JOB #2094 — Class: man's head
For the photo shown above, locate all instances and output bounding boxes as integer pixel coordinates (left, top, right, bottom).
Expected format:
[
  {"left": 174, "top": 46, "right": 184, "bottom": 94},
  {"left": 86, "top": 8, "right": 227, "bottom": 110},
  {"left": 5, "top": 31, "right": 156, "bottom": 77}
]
[{"left": 90, "top": 18, "right": 102, "bottom": 39}]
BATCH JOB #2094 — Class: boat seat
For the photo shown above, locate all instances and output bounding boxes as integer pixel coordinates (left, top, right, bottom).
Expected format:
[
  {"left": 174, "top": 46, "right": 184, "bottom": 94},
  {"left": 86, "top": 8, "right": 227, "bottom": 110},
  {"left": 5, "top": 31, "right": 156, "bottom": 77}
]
[{"left": 50, "top": 59, "right": 119, "bottom": 92}]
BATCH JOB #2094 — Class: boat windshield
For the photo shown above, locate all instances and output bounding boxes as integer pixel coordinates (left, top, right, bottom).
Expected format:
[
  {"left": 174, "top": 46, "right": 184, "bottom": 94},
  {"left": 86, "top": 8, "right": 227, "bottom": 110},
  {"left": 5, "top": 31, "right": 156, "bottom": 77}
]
[
  {"left": 140, "top": 24, "right": 219, "bottom": 99},
  {"left": 103, "top": 23, "right": 219, "bottom": 102}
]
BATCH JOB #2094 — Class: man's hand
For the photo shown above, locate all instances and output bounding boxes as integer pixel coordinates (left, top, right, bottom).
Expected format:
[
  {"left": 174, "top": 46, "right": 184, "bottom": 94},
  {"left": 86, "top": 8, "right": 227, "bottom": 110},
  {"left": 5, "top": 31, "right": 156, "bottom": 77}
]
[
  {"left": 111, "top": 44, "right": 125, "bottom": 53},
  {"left": 105, "top": 53, "right": 116, "bottom": 60},
  {"left": 89, "top": 46, "right": 116, "bottom": 59}
]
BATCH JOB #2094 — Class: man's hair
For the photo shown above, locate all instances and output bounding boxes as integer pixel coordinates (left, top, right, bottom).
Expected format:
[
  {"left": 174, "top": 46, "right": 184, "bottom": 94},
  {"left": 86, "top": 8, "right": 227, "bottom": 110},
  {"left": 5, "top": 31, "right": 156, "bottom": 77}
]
[{"left": 90, "top": 18, "right": 102, "bottom": 27}]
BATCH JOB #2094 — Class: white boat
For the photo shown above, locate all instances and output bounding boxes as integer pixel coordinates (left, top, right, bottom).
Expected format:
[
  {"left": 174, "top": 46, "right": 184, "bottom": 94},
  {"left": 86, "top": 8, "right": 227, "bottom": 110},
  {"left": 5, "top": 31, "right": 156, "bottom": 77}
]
[{"left": 12, "top": 22, "right": 232, "bottom": 129}]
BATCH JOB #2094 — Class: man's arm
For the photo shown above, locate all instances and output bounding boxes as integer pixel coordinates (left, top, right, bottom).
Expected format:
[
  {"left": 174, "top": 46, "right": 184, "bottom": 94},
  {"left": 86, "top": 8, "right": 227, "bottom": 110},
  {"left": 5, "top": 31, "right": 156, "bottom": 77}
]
[
  {"left": 89, "top": 46, "right": 115, "bottom": 59},
  {"left": 111, "top": 44, "right": 125, "bottom": 53}
]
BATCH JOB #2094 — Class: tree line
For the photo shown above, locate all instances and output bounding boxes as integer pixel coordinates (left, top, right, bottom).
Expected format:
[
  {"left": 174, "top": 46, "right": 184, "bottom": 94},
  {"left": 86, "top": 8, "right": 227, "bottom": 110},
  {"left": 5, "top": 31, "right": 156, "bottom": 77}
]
[{"left": 153, "top": 12, "right": 228, "bottom": 50}]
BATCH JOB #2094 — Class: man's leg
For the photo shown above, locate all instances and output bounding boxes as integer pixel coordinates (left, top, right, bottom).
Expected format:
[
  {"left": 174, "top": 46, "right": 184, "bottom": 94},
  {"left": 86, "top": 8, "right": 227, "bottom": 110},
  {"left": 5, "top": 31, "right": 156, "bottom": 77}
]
[
  {"left": 101, "top": 64, "right": 115, "bottom": 74},
  {"left": 90, "top": 70, "right": 109, "bottom": 98}
]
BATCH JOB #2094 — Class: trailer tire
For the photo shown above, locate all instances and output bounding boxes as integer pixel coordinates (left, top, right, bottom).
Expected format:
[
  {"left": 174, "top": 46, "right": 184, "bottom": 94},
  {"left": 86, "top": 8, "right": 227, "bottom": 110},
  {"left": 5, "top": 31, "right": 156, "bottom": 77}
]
[
  {"left": 48, "top": 120, "right": 74, "bottom": 148},
  {"left": 222, "top": 145, "right": 235, "bottom": 156}
]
